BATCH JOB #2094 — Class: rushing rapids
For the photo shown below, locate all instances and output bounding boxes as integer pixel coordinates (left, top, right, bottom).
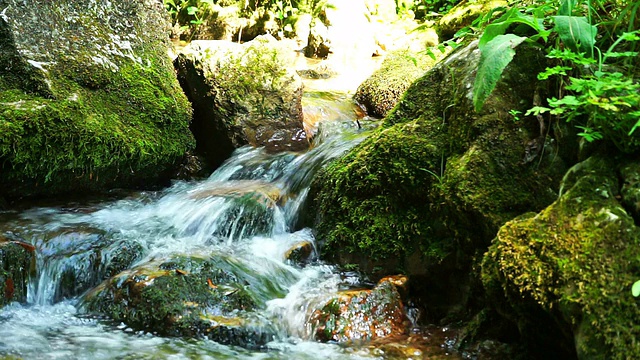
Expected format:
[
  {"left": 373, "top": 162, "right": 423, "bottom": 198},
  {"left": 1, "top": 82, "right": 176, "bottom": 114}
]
[{"left": 0, "top": 94, "right": 463, "bottom": 359}]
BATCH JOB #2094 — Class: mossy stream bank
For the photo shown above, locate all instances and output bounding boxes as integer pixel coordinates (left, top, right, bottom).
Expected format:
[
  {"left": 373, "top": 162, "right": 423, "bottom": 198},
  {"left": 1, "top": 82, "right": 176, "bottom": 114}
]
[{"left": 307, "top": 40, "right": 640, "bottom": 358}]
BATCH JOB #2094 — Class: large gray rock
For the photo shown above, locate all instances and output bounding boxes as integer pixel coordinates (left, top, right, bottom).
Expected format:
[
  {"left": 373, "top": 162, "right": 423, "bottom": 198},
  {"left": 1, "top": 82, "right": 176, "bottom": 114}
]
[
  {"left": 175, "top": 35, "right": 309, "bottom": 169},
  {"left": 0, "top": 0, "right": 194, "bottom": 199}
]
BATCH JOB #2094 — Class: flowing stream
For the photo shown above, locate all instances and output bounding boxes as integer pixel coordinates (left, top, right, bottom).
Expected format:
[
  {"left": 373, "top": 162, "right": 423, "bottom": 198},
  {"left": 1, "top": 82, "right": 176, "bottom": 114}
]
[{"left": 0, "top": 94, "right": 461, "bottom": 359}]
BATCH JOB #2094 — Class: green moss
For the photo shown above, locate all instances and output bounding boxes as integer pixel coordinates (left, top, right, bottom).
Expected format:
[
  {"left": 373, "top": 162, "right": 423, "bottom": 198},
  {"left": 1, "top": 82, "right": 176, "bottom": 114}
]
[
  {"left": 83, "top": 256, "right": 256, "bottom": 336},
  {"left": 482, "top": 156, "right": 640, "bottom": 359},
  {"left": 354, "top": 50, "right": 437, "bottom": 118},
  {"left": 0, "top": 57, "right": 194, "bottom": 198},
  {"left": 82, "top": 253, "right": 293, "bottom": 344},
  {"left": 437, "top": 0, "right": 508, "bottom": 40},
  {"left": 311, "top": 119, "right": 451, "bottom": 264},
  {"left": 309, "top": 42, "right": 563, "bottom": 276}
]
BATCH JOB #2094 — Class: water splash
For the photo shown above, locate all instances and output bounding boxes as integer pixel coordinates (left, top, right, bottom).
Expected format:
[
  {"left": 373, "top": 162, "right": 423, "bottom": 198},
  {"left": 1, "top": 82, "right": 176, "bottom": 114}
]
[{"left": 0, "top": 102, "right": 382, "bottom": 358}]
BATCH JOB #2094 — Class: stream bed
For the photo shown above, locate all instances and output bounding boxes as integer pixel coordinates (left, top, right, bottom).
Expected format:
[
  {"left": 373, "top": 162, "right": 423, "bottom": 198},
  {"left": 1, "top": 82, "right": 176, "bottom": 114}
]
[{"left": 0, "top": 94, "right": 464, "bottom": 359}]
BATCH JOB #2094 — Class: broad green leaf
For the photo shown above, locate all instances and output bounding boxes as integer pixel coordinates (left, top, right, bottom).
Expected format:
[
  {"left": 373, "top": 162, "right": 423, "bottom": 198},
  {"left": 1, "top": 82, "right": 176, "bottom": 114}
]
[
  {"left": 473, "top": 34, "right": 527, "bottom": 112},
  {"left": 632, "top": 280, "right": 640, "bottom": 297},
  {"left": 479, "top": 8, "right": 546, "bottom": 49},
  {"left": 553, "top": 16, "right": 597, "bottom": 57}
]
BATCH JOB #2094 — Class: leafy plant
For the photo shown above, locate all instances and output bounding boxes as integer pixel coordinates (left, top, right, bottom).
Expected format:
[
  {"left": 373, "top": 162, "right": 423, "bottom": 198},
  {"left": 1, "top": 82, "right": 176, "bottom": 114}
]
[
  {"left": 528, "top": 31, "right": 640, "bottom": 152},
  {"left": 470, "top": 0, "right": 639, "bottom": 152}
]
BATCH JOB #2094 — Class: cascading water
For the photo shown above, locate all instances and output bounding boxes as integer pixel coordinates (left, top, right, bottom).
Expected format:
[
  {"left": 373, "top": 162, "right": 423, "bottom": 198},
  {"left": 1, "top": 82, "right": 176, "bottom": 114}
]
[
  {"left": 0, "top": 94, "right": 463, "bottom": 359},
  {"left": 0, "top": 94, "right": 373, "bottom": 359}
]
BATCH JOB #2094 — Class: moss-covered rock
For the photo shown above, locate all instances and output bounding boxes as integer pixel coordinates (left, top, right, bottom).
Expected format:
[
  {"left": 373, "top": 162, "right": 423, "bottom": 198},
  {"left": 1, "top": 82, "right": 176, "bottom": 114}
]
[
  {"left": 354, "top": 50, "right": 438, "bottom": 118},
  {"left": 0, "top": 0, "right": 194, "bottom": 200},
  {"left": 482, "top": 156, "right": 640, "bottom": 359},
  {"left": 0, "top": 236, "right": 35, "bottom": 307},
  {"left": 310, "top": 276, "right": 408, "bottom": 342},
  {"left": 175, "top": 35, "right": 309, "bottom": 169},
  {"left": 437, "top": 0, "right": 507, "bottom": 41},
  {"left": 307, "top": 41, "right": 566, "bottom": 319},
  {"left": 82, "top": 254, "right": 291, "bottom": 346}
]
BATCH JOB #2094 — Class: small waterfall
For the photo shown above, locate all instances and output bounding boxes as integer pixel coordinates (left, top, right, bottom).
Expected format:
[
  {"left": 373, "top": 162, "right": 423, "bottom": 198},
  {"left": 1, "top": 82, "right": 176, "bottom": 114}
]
[{"left": 0, "top": 94, "right": 383, "bottom": 358}]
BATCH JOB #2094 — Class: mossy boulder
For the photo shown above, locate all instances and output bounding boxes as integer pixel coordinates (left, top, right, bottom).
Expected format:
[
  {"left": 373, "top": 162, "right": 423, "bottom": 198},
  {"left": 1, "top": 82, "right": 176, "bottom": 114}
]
[
  {"left": 0, "top": 0, "right": 194, "bottom": 200},
  {"left": 481, "top": 156, "right": 640, "bottom": 359},
  {"left": 354, "top": 50, "right": 437, "bottom": 118},
  {"left": 437, "top": 0, "right": 507, "bottom": 41},
  {"left": 306, "top": 41, "right": 566, "bottom": 318},
  {"left": 175, "top": 35, "right": 309, "bottom": 169},
  {"left": 82, "top": 254, "right": 293, "bottom": 346},
  {"left": 310, "top": 276, "right": 408, "bottom": 342},
  {"left": 0, "top": 236, "right": 35, "bottom": 307}
]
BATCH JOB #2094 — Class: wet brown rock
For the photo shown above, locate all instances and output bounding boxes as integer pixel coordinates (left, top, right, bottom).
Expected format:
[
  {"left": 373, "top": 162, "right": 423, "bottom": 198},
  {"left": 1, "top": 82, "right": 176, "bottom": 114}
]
[
  {"left": 188, "top": 180, "right": 283, "bottom": 207},
  {"left": 311, "top": 276, "right": 408, "bottom": 342},
  {"left": 284, "top": 241, "right": 314, "bottom": 264},
  {"left": 0, "top": 236, "right": 35, "bottom": 307}
]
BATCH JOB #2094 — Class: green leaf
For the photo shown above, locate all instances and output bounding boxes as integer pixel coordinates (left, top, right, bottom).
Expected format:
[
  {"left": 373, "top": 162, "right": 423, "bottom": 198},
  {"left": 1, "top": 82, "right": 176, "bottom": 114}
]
[
  {"left": 632, "top": 280, "right": 640, "bottom": 297},
  {"left": 525, "top": 106, "right": 551, "bottom": 116},
  {"left": 473, "top": 34, "right": 527, "bottom": 112},
  {"left": 558, "top": 0, "right": 578, "bottom": 16},
  {"left": 553, "top": 16, "right": 597, "bottom": 57},
  {"left": 479, "top": 8, "right": 546, "bottom": 49},
  {"left": 187, "top": 6, "right": 199, "bottom": 15}
]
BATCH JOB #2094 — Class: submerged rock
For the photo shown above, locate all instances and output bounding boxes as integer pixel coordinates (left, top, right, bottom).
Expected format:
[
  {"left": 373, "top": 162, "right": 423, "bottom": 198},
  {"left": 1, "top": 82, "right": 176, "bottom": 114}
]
[
  {"left": 175, "top": 35, "right": 309, "bottom": 169},
  {"left": 482, "top": 156, "right": 640, "bottom": 359},
  {"left": 37, "top": 227, "right": 144, "bottom": 302},
  {"left": 0, "top": 236, "right": 35, "bottom": 307},
  {"left": 284, "top": 241, "right": 315, "bottom": 265},
  {"left": 0, "top": 0, "right": 194, "bottom": 199},
  {"left": 82, "top": 254, "right": 292, "bottom": 347},
  {"left": 310, "top": 276, "right": 408, "bottom": 342},
  {"left": 307, "top": 41, "right": 566, "bottom": 319}
]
